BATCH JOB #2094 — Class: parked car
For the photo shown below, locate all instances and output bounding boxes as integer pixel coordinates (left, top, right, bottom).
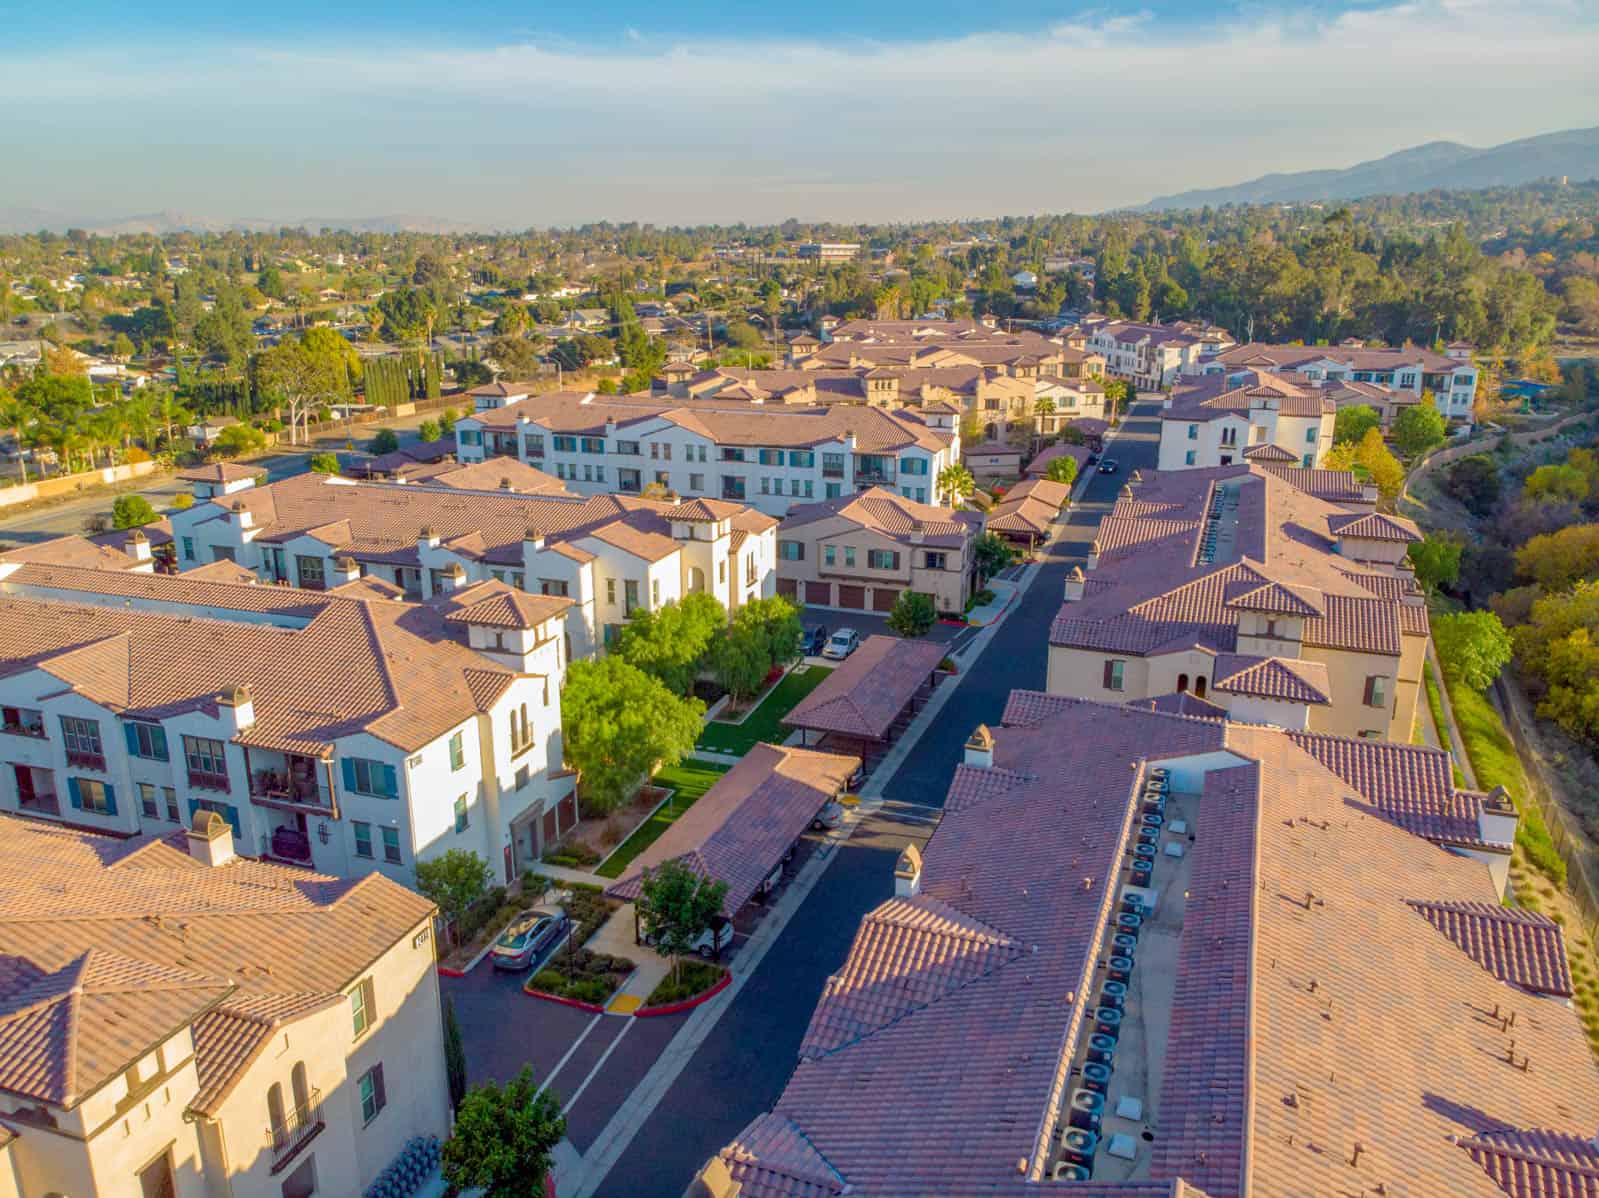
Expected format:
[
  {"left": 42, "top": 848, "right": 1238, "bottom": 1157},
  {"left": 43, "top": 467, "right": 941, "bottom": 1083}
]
[
  {"left": 1097, "top": 458, "right": 1119, "bottom": 474},
  {"left": 823, "top": 628, "right": 861, "bottom": 659},
  {"left": 489, "top": 907, "right": 569, "bottom": 971},
  {"left": 801, "top": 623, "right": 829, "bottom": 656},
  {"left": 642, "top": 914, "right": 732, "bottom": 960},
  {"left": 812, "top": 800, "right": 846, "bottom": 830}
]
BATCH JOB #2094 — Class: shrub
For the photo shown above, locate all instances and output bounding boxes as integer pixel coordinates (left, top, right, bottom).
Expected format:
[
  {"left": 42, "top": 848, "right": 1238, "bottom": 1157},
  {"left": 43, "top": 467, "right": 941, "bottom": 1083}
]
[{"left": 644, "top": 960, "right": 725, "bottom": 1007}]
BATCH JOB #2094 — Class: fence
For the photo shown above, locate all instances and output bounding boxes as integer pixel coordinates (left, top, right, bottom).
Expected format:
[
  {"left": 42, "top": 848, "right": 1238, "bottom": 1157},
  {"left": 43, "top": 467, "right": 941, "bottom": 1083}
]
[{"left": 0, "top": 459, "right": 160, "bottom": 511}]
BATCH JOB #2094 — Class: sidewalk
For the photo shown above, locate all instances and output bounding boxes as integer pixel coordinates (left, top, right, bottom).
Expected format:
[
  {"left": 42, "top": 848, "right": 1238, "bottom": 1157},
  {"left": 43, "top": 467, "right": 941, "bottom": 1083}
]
[{"left": 586, "top": 903, "right": 671, "bottom": 1014}]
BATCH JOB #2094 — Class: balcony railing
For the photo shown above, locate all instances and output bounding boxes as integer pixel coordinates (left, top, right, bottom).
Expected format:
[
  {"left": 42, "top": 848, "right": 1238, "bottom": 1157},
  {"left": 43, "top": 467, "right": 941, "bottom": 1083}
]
[
  {"left": 65, "top": 749, "right": 107, "bottom": 771},
  {"left": 1, "top": 721, "right": 46, "bottom": 739},
  {"left": 249, "top": 770, "right": 329, "bottom": 807},
  {"left": 187, "top": 770, "right": 231, "bottom": 793},
  {"left": 268, "top": 1091, "right": 324, "bottom": 1173},
  {"left": 821, "top": 465, "right": 845, "bottom": 479},
  {"left": 19, "top": 792, "right": 60, "bottom": 817}
]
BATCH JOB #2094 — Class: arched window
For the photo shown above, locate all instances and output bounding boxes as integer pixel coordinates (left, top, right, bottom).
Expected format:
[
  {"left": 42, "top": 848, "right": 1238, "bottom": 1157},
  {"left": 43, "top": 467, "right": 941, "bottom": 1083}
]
[
  {"left": 291, "top": 1062, "right": 310, "bottom": 1116},
  {"left": 1176, "top": 673, "right": 1189, "bottom": 693},
  {"left": 688, "top": 565, "right": 706, "bottom": 594},
  {"left": 267, "top": 1082, "right": 286, "bottom": 1132},
  {"left": 1195, "top": 677, "right": 1208, "bottom": 699}
]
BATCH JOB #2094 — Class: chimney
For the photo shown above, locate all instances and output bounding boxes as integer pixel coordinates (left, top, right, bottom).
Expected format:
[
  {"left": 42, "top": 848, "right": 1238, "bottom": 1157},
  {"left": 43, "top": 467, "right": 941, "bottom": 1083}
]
[
  {"left": 894, "top": 842, "right": 924, "bottom": 898},
  {"left": 964, "top": 723, "right": 995, "bottom": 767},
  {"left": 686, "top": 1157, "right": 741, "bottom": 1198},
  {"left": 1087, "top": 538, "right": 1101, "bottom": 570},
  {"left": 186, "top": 809, "right": 236, "bottom": 867},
  {"left": 1119, "top": 483, "right": 1133, "bottom": 499},
  {"left": 331, "top": 556, "right": 360, "bottom": 586},
  {"left": 523, "top": 526, "right": 546, "bottom": 553},
  {"left": 1478, "top": 785, "right": 1518, "bottom": 846},
  {"left": 230, "top": 499, "right": 253, "bottom": 530},
  {"left": 1064, "top": 564, "right": 1086, "bottom": 602},
  {"left": 419, "top": 524, "right": 441, "bottom": 550},
  {"left": 444, "top": 562, "right": 467, "bottom": 591},
  {"left": 124, "top": 529, "right": 152, "bottom": 562},
  {"left": 1129, "top": 469, "right": 1143, "bottom": 487},
  {"left": 217, "top": 684, "right": 255, "bottom": 732},
  {"left": 499, "top": 476, "right": 515, "bottom": 492}
]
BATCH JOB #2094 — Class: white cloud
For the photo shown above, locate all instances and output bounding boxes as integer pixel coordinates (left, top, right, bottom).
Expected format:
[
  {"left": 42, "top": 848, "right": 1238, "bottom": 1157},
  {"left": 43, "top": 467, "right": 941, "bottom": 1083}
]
[{"left": 1, "top": 0, "right": 1596, "bottom": 223}]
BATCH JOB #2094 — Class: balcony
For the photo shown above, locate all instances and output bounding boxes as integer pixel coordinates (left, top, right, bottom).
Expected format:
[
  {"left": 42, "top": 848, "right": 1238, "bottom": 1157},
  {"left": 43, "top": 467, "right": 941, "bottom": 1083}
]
[
  {"left": 65, "top": 749, "right": 107, "bottom": 772},
  {"left": 1, "top": 720, "right": 45, "bottom": 740},
  {"left": 187, "top": 770, "right": 231, "bottom": 793},
  {"left": 267, "top": 1091, "right": 324, "bottom": 1173},
  {"left": 248, "top": 753, "right": 331, "bottom": 810},
  {"left": 821, "top": 464, "right": 845, "bottom": 479}
]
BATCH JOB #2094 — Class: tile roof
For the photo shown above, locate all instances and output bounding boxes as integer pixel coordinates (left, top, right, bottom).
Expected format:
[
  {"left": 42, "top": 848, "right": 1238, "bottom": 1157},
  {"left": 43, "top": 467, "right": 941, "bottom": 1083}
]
[
  {"left": 1405, "top": 900, "right": 1573, "bottom": 996},
  {"left": 1164, "top": 371, "right": 1334, "bottom": 420},
  {"left": 1211, "top": 653, "right": 1332, "bottom": 704},
  {"left": 1255, "top": 463, "right": 1371, "bottom": 505},
  {"left": 987, "top": 478, "right": 1071, "bottom": 537},
  {"left": 606, "top": 744, "right": 858, "bottom": 917},
  {"left": 1328, "top": 511, "right": 1424, "bottom": 543},
  {"left": 1241, "top": 443, "right": 1299, "bottom": 462},
  {"left": 1285, "top": 731, "right": 1488, "bottom": 845},
  {"left": 189, "top": 991, "right": 344, "bottom": 1114},
  {"left": 1458, "top": 1128, "right": 1599, "bottom": 1198},
  {"left": 1207, "top": 340, "right": 1464, "bottom": 374},
  {"left": 176, "top": 463, "right": 263, "bottom": 484},
  {"left": 783, "top": 637, "right": 949, "bottom": 740},
  {"left": 780, "top": 488, "right": 979, "bottom": 549},
  {"left": 1131, "top": 691, "right": 1230, "bottom": 719},
  {"left": 437, "top": 579, "right": 573, "bottom": 629},
  {"left": 0, "top": 534, "right": 148, "bottom": 573}
]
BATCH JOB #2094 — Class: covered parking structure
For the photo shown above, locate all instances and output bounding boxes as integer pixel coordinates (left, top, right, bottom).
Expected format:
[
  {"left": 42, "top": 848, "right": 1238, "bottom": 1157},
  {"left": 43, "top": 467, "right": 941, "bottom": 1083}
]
[
  {"left": 783, "top": 634, "right": 949, "bottom": 775},
  {"left": 605, "top": 743, "right": 860, "bottom": 946},
  {"left": 985, "top": 476, "right": 1070, "bottom": 552}
]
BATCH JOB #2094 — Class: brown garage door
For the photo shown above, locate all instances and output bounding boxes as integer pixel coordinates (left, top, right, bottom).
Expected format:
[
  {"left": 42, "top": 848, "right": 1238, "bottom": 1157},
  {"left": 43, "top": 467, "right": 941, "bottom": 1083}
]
[
  {"left": 805, "top": 580, "right": 832, "bottom": 605},
  {"left": 776, "top": 576, "right": 798, "bottom": 599},
  {"left": 837, "top": 584, "right": 867, "bottom": 610},
  {"left": 872, "top": 587, "right": 900, "bottom": 612}
]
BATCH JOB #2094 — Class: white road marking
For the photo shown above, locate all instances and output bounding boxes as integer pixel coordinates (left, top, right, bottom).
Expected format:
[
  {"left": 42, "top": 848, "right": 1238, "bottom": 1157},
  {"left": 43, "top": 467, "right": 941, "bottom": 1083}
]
[
  {"left": 561, "top": 1017, "right": 635, "bottom": 1116},
  {"left": 537, "top": 1014, "right": 601, "bottom": 1100}
]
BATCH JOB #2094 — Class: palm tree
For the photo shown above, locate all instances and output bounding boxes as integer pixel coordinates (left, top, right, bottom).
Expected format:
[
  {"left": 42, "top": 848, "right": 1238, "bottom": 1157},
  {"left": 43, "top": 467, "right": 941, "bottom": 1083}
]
[
  {"left": 937, "top": 462, "right": 977, "bottom": 506},
  {"left": 0, "top": 394, "right": 35, "bottom": 483}
]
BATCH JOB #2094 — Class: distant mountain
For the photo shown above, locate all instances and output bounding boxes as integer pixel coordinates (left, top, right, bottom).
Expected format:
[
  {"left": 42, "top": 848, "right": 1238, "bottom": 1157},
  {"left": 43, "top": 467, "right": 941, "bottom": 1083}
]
[
  {"left": 1139, "top": 125, "right": 1599, "bottom": 211},
  {"left": 0, "top": 208, "right": 501, "bottom": 235}
]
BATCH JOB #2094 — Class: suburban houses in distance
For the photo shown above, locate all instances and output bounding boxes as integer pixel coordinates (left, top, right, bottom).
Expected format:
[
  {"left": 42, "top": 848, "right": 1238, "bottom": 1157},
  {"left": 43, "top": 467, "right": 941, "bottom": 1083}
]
[
  {"left": 0, "top": 812, "right": 449, "bottom": 1198},
  {"left": 1084, "top": 316, "right": 1237, "bottom": 390},
  {"left": 1157, "top": 369, "right": 1336, "bottom": 470}
]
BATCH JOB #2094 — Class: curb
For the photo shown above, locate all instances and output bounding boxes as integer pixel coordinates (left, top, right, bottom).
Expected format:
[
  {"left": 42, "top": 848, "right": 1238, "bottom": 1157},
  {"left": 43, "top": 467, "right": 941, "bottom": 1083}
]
[
  {"left": 436, "top": 966, "right": 468, "bottom": 978},
  {"left": 633, "top": 970, "right": 732, "bottom": 1017},
  {"left": 523, "top": 986, "right": 607, "bottom": 1015}
]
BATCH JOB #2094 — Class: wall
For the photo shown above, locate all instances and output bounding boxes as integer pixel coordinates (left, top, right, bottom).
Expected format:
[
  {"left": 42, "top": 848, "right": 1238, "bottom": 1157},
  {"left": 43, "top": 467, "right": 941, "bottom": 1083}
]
[{"left": 0, "top": 459, "right": 160, "bottom": 511}]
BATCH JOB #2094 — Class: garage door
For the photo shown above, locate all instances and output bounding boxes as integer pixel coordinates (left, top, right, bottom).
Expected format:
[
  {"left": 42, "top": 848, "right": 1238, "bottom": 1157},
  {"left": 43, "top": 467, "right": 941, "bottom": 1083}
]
[
  {"left": 776, "top": 577, "right": 798, "bottom": 599},
  {"left": 805, "top": 581, "right": 832, "bottom": 605},
  {"left": 837, "top": 584, "right": 867, "bottom": 609},
  {"left": 872, "top": 587, "right": 900, "bottom": 612}
]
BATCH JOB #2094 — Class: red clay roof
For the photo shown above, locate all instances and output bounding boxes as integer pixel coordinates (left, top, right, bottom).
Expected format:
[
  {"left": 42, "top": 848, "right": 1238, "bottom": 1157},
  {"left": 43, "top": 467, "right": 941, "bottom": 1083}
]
[
  {"left": 1405, "top": 899, "right": 1573, "bottom": 996},
  {"left": 783, "top": 637, "right": 948, "bottom": 740},
  {"left": 1211, "top": 653, "right": 1332, "bottom": 705}
]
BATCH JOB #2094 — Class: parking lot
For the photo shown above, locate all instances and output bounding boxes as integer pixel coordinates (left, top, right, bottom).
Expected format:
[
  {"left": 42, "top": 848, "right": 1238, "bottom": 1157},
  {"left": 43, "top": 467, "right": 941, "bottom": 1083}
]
[{"left": 800, "top": 604, "right": 977, "bottom": 656}]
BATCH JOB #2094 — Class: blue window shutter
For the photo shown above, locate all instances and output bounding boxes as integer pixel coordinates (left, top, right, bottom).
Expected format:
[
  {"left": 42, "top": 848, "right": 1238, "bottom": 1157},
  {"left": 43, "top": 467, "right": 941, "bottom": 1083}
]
[
  {"left": 124, "top": 724, "right": 140, "bottom": 755},
  {"left": 103, "top": 784, "right": 117, "bottom": 817},
  {"left": 188, "top": 798, "right": 200, "bottom": 823},
  {"left": 382, "top": 764, "right": 398, "bottom": 799},
  {"left": 223, "top": 804, "right": 241, "bottom": 837},
  {"left": 342, "top": 758, "right": 356, "bottom": 792},
  {"left": 152, "top": 727, "right": 168, "bottom": 761},
  {"left": 67, "top": 778, "right": 82, "bottom": 809}
]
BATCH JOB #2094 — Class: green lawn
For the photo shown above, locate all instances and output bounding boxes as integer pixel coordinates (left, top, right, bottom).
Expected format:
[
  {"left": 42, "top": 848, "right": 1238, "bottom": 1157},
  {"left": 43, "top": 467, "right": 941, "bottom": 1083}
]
[
  {"left": 695, "top": 665, "right": 834, "bottom": 756},
  {"left": 594, "top": 760, "right": 731, "bottom": 879}
]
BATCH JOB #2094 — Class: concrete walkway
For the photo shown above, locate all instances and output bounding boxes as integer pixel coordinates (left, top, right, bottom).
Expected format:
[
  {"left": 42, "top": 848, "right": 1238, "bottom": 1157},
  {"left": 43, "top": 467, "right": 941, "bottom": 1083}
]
[
  {"left": 964, "top": 578, "right": 1017, "bottom": 625},
  {"left": 586, "top": 903, "right": 672, "bottom": 1014},
  {"left": 1426, "top": 641, "right": 1478, "bottom": 788}
]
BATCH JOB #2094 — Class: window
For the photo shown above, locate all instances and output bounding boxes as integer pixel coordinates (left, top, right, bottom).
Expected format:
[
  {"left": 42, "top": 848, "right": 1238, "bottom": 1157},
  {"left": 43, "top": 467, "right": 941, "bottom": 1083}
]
[
  {"left": 457, "top": 428, "right": 482, "bottom": 446},
  {"left": 509, "top": 704, "right": 532, "bottom": 755},
  {"left": 745, "top": 554, "right": 757, "bottom": 585},
  {"left": 825, "top": 482, "right": 842, "bottom": 499},
  {"left": 515, "top": 764, "right": 530, "bottom": 790},
  {"left": 539, "top": 578, "right": 570, "bottom": 597},
  {"left": 778, "top": 540, "right": 804, "bottom": 562},
  {"left": 295, "top": 555, "right": 325, "bottom": 590},
  {"left": 1103, "top": 660, "right": 1126, "bottom": 692},
  {"left": 1, "top": 705, "right": 44, "bottom": 737},
  {"left": 342, "top": 758, "right": 398, "bottom": 799},
  {"left": 353, "top": 821, "right": 373, "bottom": 858},
  {"left": 281, "top": 1156, "right": 317, "bottom": 1198},
  {"left": 899, "top": 456, "right": 928, "bottom": 476},
  {"left": 60, "top": 716, "right": 103, "bottom": 759},
  {"left": 189, "top": 798, "right": 240, "bottom": 836},
  {"left": 181, "top": 536, "right": 196, "bottom": 561},
  {"left": 651, "top": 578, "right": 660, "bottom": 607},
  {"left": 118, "top": 721, "right": 168, "bottom": 762},
  {"left": 183, "top": 735, "right": 229, "bottom": 787},
  {"left": 1365, "top": 675, "right": 1389, "bottom": 708},
  {"left": 449, "top": 731, "right": 465, "bottom": 771},
  {"left": 759, "top": 477, "right": 770, "bottom": 495},
  {"left": 523, "top": 433, "right": 545, "bottom": 457},
  {"left": 822, "top": 453, "right": 845, "bottom": 477},
  {"left": 689, "top": 473, "right": 705, "bottom": 492},
  {"left": 789, "top": 450, "right": 814, "bottom": 467},
  {"left": 923, "top": 551, "right": 948, "bottom": 570},
  {"left": 163, "top": 787, "right": 180, "bottom": 822},
  {"left": 624, "top": 579, "right": 639, "bottom": 614},
  {"left": 614, "top": 439, "right": 640, "bottom": 455},
  {"left": 844, "top": 546, "right": 856, "bottom": 568},
  {"left": 721, "top": 447, "right": 746, "bottom": 462},
  {"left": 358, "top": 1064, "right": 386, "bottom": 1124},
  {"left": 867, "top": 549, "right": 899, "bottom": 570},
  {"left": 580, "top": 436, "right": 605, "bottom": 454},
  {"left": 606, "top": 578, "right": 617, "bottom": 605},
  {"left": 138, "top": 1151, "right": 177, "bottom": 1198},
  {"left": 1302, "top": 453, "right": 1314, "bottom": 468},
  {"left": 553, "top": 434, "right": 578, "bottom": 452},
  {"left": 823, "top": 544, "right": 836, "bottom": 567},
  {"left": 350, "top": 978, "right": 375, "bottom": 1038},
  {"left": 381, "top": 826, "right": 402, "bottom": 864},
  {"left": 455, "top": 794, "right": 469, "bottom": 833},
  {"left": 1184, "top": 450, "right": 1197, "bottom": 466},
  {"left": 758, "top": 448, "right": 783, "bottom": 466},
  {"left": 1187, "top": 423, "right": 1199, "bottom": 440},
  {"left": 68, "top": 778, "right": 116, "bottom": 815},
  {"left": 1305, "top": 426, "right": 1317, "bottom": 443},
  {"left": 139, "top": 782, "right": 159, "bottom": 818}
]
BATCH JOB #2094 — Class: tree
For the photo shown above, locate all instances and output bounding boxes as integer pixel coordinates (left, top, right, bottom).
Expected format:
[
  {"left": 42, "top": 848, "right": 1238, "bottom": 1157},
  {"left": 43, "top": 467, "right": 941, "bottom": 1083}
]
[
  {"left": 1352, "top": 427, "right": 1404, "bottom": 503},
  {"left": 738, "top": 595, "right": 803, "bottom": 664},
  {"left": 887, "top": 589, "right": 937, "bottom": 637},
  {"left": 415, "top": 848, "right": 493, "bottom": 933},
  {"left": 489, "top": 335, "right": 543, "bottom": 378},
  {"left": 973, "top": 531, "right": 1014, "bottom": 581},
  {"left": 637, "top": 859, "right": 729, "bottom": 983},
  {"left": 614, "top": 593, "right": 725, "bottom": 695},
  {"left": 709, "top": 622, "right": 768, "bottom": 709},
  {"left": 561, "top": 657, "right": 704, "bottom": 814},
  {"left": 369, "top": 428, "right": 400, "bottom": 455},
  {"left": 938, "top": 462, "right": 976, "bottom": 504},
  {"left": 1044, "top": 455, "right": 1079, "bottom": 486},
  {"left": 1392, "top": 403, "right": 1448, "bottom": 458},
  {"left": 111, "top": 494, "right": 158, "bottom": 530},
  {"left": 442, "top": 1067, "right": 565, "bottom": 1198},
  {"left": 255, "top": 339, "right": 346, "bottom": 445},
  {"left": 1333, "top": 404, "right": 1382, "bottom": 446},
  {"left": 1433, "top": 610, "right": 1513, "bottom": 691},
  {"left": 212, "top": 423, "right": 266, "bottom": 457},
  {"left": 376, "top": 287, "right": 437, "bottom": 342},
  {"left": 1515, "top": 523, "right": 1599, "bottom": 591},
  {"left": 1440, "top": 454, "right": 1502, "bottom": 517},
  {"left": 418, "top": 419, "right": 441, "bottom": 442},
  {"left": 443, "top": 997, "right": 468, "bottom": 1114},
  {"left": 439, "top": 407, "right": 459, "bottom": 434},
  {"left": 1408, "top": 534, "right": 1462, "bottom": 592},
  {"left": 308, "top": 452, "right": 340, "bottom": 474},
  {"left": 111, "top": 332, "right": 135, "bottom": 360},
  {"left": 1524, "top": 463, "right": 1589, "bottom": 505}
]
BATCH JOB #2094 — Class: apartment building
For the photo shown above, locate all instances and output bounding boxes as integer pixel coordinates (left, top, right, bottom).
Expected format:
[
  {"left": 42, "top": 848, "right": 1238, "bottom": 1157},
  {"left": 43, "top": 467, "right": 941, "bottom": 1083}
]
[
  {"left": 165, "top": 469, "right": 777, "bottom": 659},
  {"left": 775, "top": 487, "right": 981, "bottom": 615},
  {"left": 0, "top": 814, "right": 449, "bottom": 1198},
  {"left": 700, "top": 691, "right": 1585, "bottom": 1196},
  {"left": 1158, "top": 370, "right": 1336, "bottom": 470},
  {"left": 1086, "top": 319, "right": 1235, "bottom": 390},
  {"left": 0, "top": 561, "right": 575, "bottom": 883},
  {"left": 1195, "top": 340, "right": 1479, "bottom": 423},
  {"left": 795, "top": 242, "right": 861, "bottom": 262},
  {"left": 451, "top": 390, "right": 958, "bottom": 516},
  {"left": 1047, "top": 463, "right": 1427, "bottom": 742}
]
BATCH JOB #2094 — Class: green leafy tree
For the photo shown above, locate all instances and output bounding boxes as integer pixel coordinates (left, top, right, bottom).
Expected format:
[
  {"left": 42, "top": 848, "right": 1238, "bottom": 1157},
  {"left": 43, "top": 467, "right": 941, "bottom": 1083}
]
[
  {"left": 111, "top": 494, "right": 158, "bottom": 530},
  {"left": 887, "top": 590, "right": 937, "bottom": 637},
  {"left": 938, "top": 462, "right": 976, "bottom": 504},
  {"left": 973, "top": 531, "right": 1014, "bottom": 581},
  {"left": 111, "top": 332, "right": 135, "bottom": 360},
  {"left": 1440, "top": 454, "right": 1502, "bottom": 517},
  {"left": 369, "top": 428, "right": 400, "bottom": 455},
  {"left": 442, "top": 1067, "right": 565, "bottom": 1198},
  {"left": 561, "top": 657, "right": 704, "bottom": 814},
  {"left": 1392, "top": 403, "right": 1448, "bottom": 458},
  {"left": 443, "top": 997, "right": 468, "bottom": 1114},
  {"left": 614, "top": 593, "right": 726, "bottom": 695},
  {"left": 1333, "top": 404, "right": 1382, "bottom": 446},
  {"left": 1433, "top": 610, "right": 1513, "bottom": 691},
  {"left": 708, "top": 620, "right": 770, "bottom": 709},
  {"left": 414, "top": 848, "right": 493, "bottom": 932},
  {"left": 1408, "top": 534, "right": 1462, "bottom": 591},
  {"left": 418, "top": 419, "right": 441, "bottom": 442},
  {"left": 255, "top": 338, "right": 347, "bottom": 444},
  {"left": 637, "top": 859, "right": 729, "bottom": 983},
  {"left": 1044, "top": 455, "right": 1079, "bottom": 486},
  {"left": 439, "top": 407, "right": 459, "bottom": 434},
  {"left": 1349, "top": 427, "right": 1405, "bottom": 503},
  {"left": 212, "top": 423, "right": 266, "bottom": 457},
  {"left": 308, "top": 452, "right": 341, "bottom": 474},
  {"left": 1524, "top": 462, "right": 1589, "bottom": 505},
  {"left": 376, "top": 286, "right": 437, "bottom": 342},
  {"left": 489, "top": 335, "right": 543, "bottom": 378},
  {"left": 1514, "top": 523, "right": 1599, "bottom": 591}
]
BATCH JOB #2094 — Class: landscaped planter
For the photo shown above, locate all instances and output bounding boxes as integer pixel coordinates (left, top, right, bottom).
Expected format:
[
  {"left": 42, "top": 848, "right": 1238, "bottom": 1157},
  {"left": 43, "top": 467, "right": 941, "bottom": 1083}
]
[
  {"left": 525, "top": 950, "right": 635, "bottom": 1011},
  {"left": 635, "top": 961, "right": 730, "bottom": 1016}
]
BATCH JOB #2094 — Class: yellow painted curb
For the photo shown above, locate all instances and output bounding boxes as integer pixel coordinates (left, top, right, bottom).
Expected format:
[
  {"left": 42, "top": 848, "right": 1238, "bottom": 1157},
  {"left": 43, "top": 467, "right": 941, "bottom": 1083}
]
[{"left": 606, "top": 994, "right": 643, "bottom": 1015}]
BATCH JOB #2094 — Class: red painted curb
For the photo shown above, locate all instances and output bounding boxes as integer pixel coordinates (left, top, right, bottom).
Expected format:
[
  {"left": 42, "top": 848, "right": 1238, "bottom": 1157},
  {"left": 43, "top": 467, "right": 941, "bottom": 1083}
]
[
  {"left": 523, "top": 986, "right": 606, "bottom": 1014},
  {"left": 437, "top": 966, "right": 468, "bottom": 978},
  {"left": 634, "top": 970, "right": 732, "bottom": 1017}
]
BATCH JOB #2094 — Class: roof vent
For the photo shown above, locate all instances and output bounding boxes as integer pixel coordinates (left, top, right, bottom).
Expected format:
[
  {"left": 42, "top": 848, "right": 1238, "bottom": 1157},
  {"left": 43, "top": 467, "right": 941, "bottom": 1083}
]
[
  {"left": 186, "top": 810, "right": 236, "bottom": 868},
  {"left": 894, "top": 843, "right": 923, "bottom": 897},
  {"left": 1064, "top": 565, "right": 1086, "bottom": 602}
]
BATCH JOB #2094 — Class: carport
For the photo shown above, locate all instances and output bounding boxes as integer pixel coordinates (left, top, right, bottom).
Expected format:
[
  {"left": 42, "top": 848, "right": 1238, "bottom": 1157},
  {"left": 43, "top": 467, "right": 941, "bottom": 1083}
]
[
  {"left": 605, "top": 743, "right": 860, "bottom": 945},
  {"left": 783, "top": 634, "right": 949, "bottom": 775}
]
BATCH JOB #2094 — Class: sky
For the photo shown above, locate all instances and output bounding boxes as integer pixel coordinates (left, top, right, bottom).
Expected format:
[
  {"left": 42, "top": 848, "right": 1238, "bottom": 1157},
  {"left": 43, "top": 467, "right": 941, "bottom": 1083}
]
[{"left": 4, "top": 0, "right": 1598, "bottom": 229}]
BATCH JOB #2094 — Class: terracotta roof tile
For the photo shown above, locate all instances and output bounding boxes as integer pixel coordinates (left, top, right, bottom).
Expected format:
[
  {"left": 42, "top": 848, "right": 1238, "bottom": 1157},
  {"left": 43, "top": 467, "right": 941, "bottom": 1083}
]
[
  {"left": 1211, "top": 653, "right": 1332, "bottom": 704},
  {"left": 783, "top": 638, "right": 948, "bottom": 740},
  {"left": 1406, "top": 900, "right": 1573, "bottom": 996}
]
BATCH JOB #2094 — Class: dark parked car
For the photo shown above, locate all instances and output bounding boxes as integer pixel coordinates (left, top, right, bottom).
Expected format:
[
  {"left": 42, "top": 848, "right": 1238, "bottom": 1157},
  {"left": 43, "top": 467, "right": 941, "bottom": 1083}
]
[
  {"left": 1097, "top": 458, "right": 1120, "bottom": 475},
  {"left": 802, "top": 623, "right": 829, "bottom": 656},
  {"left": 489, "top": 906, "right": 569, "bottom": 971}
]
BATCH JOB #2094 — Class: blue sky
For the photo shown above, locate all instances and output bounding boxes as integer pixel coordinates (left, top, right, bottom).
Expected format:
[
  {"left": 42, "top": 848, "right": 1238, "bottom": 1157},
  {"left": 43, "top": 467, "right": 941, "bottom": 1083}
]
[{"left": 4, "top": 1, "right": 1597, "bottom": 228}]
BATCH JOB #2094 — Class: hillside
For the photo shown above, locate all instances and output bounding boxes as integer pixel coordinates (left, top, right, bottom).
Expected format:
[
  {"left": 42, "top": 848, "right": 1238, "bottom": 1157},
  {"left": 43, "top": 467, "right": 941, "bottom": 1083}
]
[{"left": 1140, "top": 125, "right": 1599, "bottom": 210}]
